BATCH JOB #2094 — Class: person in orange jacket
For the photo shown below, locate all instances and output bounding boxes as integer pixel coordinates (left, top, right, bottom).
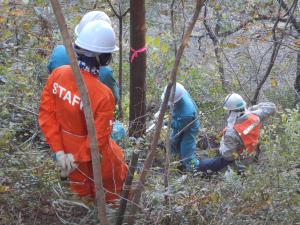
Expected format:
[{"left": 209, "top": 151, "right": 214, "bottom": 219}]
[
  {"left": 39, "top": 20, "right": 127, "bottom": 203},
  {"left": 195, "top": 93, "right": 276, "bottom": 173}
]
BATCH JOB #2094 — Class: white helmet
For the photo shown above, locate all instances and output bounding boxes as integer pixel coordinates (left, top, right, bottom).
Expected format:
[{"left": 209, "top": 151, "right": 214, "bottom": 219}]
[
  {"left": 161, "top": 83, "right": 185, "bottom": 105},
  {"left": 75, "top": 20, "right": 119, "bottom": 53},
  {"left": 74, "top": 11, "right": 111, "bottom": 36},
  {"left": 223, "top": 93, "right": 246, "bottom": 111}
]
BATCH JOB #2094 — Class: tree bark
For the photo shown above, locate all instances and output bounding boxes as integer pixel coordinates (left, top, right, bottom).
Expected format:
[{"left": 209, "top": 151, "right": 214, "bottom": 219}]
[
  {"left": 49, "top": 1, "right": 108, "bottom": 224},
  {"left": 129, "top": 0, "right": 147, "bottom": 137},
  {"left": 127, "top": 1, "right": 206, "bottom": 224}
]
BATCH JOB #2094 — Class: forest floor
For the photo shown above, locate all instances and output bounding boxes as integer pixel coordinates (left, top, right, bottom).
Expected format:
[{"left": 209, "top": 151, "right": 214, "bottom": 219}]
[{"left": 0, "top": 115, "right": 300, "bottom": 225}]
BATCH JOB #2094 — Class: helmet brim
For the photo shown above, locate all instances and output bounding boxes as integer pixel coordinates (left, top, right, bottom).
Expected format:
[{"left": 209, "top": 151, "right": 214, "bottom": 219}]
[
  {"left": 74, "top": 24, "right": 80, "bottom": 37},
  {"left": 223, "top": 102, "right": 246, "bottom": 111},
  {"left": 75, "top": 39, "right": 119, "bottom": 53}
]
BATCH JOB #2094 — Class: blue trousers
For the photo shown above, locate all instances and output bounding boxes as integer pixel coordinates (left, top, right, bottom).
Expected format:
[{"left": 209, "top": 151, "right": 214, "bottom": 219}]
[
  {"left": 196, "top": 156, "right": 233, "bottom": 172},
  {"left": 171, "top": 129, "right": 199, "bottom": 171}
]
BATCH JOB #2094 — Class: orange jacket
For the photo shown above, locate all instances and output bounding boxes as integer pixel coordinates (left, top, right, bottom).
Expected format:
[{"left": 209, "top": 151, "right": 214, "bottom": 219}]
[
  {"left": 233, "top": 113, "right": 260, "bottom": 153},
  {"left": 39, "top": 65, "right": 127, "bottom": 185}
]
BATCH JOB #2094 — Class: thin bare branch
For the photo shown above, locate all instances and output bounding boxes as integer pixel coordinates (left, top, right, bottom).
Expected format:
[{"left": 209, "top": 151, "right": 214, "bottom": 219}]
[
  {"left": 121, "top": 8, "right": 130, "bottom": 17},
  {"left": 7, "top": 102, "right": 38, "bottom": 116},
  {"left": 277, "top": 0, "right": 300, "bottom": 33},
  {"left": 251, "top": 2, "right": 293, "bottom": 104},
  {"left": 203, "top": 4, "right": 228, "bottom": 92},
  {"left": 116, "top": 149, "right": 140, "bottom": 225},
  {"left": 220, "top": 50, "right": 252, "bottom": 103},
  {"left": 170, "top": 0, "right": 178, "bottom": 56},
  {"left": 106, "top": 0, "right": 119, "bottom": 17},
  {"left": 218, "top": 15, "right": 287, "bottom": 37},
  {"left": 106, "top": 0, "right": 130, "bottom": 121}
]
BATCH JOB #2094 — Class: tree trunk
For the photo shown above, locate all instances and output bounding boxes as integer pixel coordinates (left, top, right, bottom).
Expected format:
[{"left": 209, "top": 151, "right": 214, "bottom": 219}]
[{"left": 129, "top": 0, "right": 146, "bottom": 137}]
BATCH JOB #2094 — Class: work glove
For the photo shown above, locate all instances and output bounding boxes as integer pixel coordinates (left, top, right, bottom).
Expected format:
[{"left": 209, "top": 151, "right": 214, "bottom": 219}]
[
  {"left": 52, "top": 151, "right": 77, "bottom": 179},
  {"left": 54, "top": 151, "right": 67, "bottom": 170},
  {"left": 248, "top": 104, "right": 259, "bottom": 111},
  {"left": 154, "top": 111, "right": 160, "bottom": 120},
  {"left": 53, "top": 151, "right": 68, "bottom": 179},
  {"left": 65, "top": 153, "right": 78, "bottom": 174}
]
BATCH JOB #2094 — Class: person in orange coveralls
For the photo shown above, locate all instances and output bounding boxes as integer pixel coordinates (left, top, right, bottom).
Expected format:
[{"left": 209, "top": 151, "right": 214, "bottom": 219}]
[{"left": 38, "top": 20, "right": 127, "bottom": 203}]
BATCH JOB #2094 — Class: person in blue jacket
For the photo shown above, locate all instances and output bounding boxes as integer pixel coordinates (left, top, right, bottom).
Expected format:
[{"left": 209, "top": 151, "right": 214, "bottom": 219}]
[
  {"left": 157, "top": 83, "right": 200, "bottom": 172},
  {"left": 47, "top": 11, "right": 120, "bottom": 104}
]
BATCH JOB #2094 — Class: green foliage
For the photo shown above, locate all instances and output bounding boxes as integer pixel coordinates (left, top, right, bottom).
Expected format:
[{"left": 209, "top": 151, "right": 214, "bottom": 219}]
[
  {"left": 0, "top": 129, "right": 15, "bottom": 150},
  {"left": 265, "top": 86, "right": 297, "bottom": 110},
  {"left": 145, "top": 34, "right": 175, "bottom": 109}
]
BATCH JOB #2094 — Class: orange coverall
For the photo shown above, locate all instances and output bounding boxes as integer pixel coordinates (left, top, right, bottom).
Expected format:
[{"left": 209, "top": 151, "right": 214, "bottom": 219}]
[{"left": 38, "top": 65, "right": 127, "bottom": 202}]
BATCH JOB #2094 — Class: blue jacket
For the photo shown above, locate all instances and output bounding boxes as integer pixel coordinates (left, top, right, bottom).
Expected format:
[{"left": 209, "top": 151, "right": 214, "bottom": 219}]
[
  {"left": 170, "top": 91, "right": 200, "bottom": 171},
  {"left": 47, "top": 45, "right": 70, "bottom": 73},
  {"left": 99, "top": 66, "right": 120, "bottom": 104},
  {"left": 171, "top": 91, "right": 200, "bottom": 135},
  {"left": 47, "top": 45, "right": 120, "bottom": 104}
]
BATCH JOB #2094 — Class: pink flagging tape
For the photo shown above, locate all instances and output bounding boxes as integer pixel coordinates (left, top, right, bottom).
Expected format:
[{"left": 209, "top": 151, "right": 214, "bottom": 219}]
[{"left": 130, "top": 46, "right": 147, "bottom": 63}]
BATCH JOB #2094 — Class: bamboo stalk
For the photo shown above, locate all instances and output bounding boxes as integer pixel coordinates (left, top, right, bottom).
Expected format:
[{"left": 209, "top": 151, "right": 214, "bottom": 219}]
[{"left": 49, "top": 1, "right": 108, "bottom": 224}]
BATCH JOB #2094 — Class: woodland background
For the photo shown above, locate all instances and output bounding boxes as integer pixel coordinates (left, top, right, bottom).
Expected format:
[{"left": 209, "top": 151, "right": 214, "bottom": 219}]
[{"left": 0, "top": 0, "right": 300, "bottom": 224}]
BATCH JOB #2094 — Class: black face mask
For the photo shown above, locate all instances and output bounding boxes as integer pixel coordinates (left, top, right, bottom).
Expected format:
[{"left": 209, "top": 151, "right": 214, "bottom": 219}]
[
  {"left": 228, "top": 109, "right": 245, "bottom": 119},
  {"left": 97, "top": 53, "right": 112, "bottom": 66},
  {"left": 77, "top": 54, "right": 99, "bottom": 68},
  {"left": 74, "top": 45, "right": 112, "bottom": 67},
  {"left": 231, "top": 108, "right": 245, "bottom": 113},
  {"left": 76, "top": 53, "right": 112, "bottom": 68}
]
